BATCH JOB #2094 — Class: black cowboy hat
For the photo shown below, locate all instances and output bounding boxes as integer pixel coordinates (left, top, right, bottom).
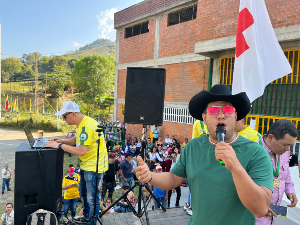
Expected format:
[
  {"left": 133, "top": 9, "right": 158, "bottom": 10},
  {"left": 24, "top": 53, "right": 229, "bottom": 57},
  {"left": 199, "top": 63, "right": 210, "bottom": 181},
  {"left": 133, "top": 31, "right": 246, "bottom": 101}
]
[{"left": 189, "top": 84, "right": 250, "bottom": 121}]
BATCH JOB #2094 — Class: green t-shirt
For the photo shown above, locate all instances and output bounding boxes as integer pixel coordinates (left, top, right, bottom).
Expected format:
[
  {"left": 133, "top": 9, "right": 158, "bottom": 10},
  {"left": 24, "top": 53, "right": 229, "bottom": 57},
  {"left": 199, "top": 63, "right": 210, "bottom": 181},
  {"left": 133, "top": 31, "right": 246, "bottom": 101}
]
[{"left": 171, "top": 135, "right": 273, "bottom": 225}]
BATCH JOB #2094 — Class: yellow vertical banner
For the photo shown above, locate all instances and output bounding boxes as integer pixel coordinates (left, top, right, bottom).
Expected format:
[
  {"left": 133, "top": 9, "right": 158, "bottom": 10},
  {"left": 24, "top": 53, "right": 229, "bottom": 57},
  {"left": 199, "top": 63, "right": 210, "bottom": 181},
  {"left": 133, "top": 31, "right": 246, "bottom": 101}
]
[
  {"left": 37, "top": 96, "right": 39, "bottom": 115},
  {"left": 30, "top": 97, "right": 32, "bottom": 113},
  {"left": 43, "top": 98, "right": 45, "bottom": 120}
]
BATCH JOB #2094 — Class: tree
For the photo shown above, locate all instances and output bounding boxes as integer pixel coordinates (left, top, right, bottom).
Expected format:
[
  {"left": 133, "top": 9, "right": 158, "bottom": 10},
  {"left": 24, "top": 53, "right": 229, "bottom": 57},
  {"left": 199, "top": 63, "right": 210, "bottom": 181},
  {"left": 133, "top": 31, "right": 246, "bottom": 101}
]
[
  {"left": 38, "top": 56, "right": 51, "bottom": 74},
  {"left": 21, "top": 52, "right": 42, "bottom": 65},
  {"left": 48, "top": 56, "right": 71, "bottom": 73},
  {"left": 1, "top": 57, "right": 23, "bottom": 81},
  {"left": 1, "top": 71, "right": 10, "bottom": 83},
  {"left": 12, "top": 63, "right": 34, "bottom": 81},
  {"left": 45, "top": 65, "right": 70, "bottom": 98},
  {"left": 71, "top": 55, "right": 114, "bottom": 105}
]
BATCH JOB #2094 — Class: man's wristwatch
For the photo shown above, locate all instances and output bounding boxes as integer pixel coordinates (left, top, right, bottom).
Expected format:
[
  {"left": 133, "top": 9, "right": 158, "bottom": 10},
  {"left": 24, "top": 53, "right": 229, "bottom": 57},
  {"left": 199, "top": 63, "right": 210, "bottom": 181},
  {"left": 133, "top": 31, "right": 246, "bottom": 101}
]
[{"left": 58, "top": 143, "right": 63, "bottom": 150}]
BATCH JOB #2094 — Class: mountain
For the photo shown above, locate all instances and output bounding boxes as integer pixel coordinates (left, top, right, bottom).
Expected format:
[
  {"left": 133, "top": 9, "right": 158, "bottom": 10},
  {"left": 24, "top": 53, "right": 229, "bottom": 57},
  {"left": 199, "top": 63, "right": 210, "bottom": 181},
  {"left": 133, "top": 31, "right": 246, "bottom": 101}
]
[{"left": 65, "top": 38, "right": 116, "bottom": 59}]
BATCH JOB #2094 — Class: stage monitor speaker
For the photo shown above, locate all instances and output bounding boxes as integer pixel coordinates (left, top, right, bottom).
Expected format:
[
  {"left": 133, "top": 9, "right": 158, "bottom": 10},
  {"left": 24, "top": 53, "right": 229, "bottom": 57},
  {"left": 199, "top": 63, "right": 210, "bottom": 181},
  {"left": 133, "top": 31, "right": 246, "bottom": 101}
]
[
  {"left": 124, "top": 67, "right": 166, "bottom": 125},
  {"left": 14, "top": 142, "right": 64, "bottom": 225}
]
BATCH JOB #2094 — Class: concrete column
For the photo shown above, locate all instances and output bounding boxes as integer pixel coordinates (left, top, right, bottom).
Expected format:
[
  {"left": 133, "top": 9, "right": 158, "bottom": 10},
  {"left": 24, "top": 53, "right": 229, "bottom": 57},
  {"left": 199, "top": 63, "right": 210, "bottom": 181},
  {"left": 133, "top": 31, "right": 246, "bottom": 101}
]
[
  {"left": 154, "top": 16, "right": 161, "bottom": 60},
  {"left": 212, "top": 58, "right": 220, "bottom": 86},
  {"left": 113, "top": 29, "right": 120, "bottom": 122}
]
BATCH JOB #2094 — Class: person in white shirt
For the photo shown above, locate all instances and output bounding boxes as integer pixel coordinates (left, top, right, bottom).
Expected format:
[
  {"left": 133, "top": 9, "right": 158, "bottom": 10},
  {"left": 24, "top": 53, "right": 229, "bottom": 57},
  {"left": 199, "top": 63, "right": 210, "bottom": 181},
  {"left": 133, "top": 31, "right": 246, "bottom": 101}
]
[
  {"left": 116, "top": 120, "right": 122, "bottom": 128},
  {"left": 121, "top": 122, "right": 127, "bottom": 140},
  {"left": 0, "top": 203, "right": 14, "bottom": 225},
  {"left": 136, "top": 139, "right": 142, "bottom": 156},
  {"left": 2, "top": 165, "right": 11, "bottom": 195},
  {"left": 164, "top": 134, "right": 172, "bottom": 146}
]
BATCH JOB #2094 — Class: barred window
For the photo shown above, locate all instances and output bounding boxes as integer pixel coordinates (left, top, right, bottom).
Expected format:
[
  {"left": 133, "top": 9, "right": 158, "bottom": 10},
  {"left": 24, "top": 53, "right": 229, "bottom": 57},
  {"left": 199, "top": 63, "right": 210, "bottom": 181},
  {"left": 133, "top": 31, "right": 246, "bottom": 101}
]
[
  {"left": 125, "top": 21, "right": 149, "bottom": 38},
  {"left": 168, "top": 4, "right": 197, "bottom": 27},
  {"left": 163, "top": 107, "right": 195, "bottom": 124}
]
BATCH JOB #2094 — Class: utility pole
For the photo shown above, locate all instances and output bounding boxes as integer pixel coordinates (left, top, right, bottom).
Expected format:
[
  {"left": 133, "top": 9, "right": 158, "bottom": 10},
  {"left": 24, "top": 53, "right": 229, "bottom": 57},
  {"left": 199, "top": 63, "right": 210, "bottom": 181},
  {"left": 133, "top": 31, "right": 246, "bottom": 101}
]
[{"left": 35, "top": 52, "right": 38, "bottom": 115}]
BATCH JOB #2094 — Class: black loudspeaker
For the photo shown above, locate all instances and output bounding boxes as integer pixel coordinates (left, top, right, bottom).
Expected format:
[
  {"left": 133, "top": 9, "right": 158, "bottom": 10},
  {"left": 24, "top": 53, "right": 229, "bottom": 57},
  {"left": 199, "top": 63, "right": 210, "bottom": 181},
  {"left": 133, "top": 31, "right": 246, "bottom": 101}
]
[
  {"left": 124, "top": 67, "right": 166, "bottom": 125},
  {"left": 14, "top": 142, "right": 64, "bottom": 224}
]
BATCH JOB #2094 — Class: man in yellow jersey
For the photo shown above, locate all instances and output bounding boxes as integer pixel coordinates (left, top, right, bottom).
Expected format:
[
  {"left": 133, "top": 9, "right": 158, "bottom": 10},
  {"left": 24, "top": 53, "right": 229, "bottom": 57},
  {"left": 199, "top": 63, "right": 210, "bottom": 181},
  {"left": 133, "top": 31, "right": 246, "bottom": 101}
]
[
  {"left": 46, "top": 101, "right": 108, "bottom": 225},
  {"left": 235, "top": 117, "right": 262, "bottom": 142},
  {"left": 192, "top": 120, "right": 209, "bottom": 138}
]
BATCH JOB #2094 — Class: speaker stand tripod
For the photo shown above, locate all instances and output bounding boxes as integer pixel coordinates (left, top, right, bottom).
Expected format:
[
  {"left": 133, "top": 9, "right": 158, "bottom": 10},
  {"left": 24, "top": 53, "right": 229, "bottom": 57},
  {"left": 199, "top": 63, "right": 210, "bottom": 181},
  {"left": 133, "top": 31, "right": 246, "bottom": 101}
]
[{"left": 98, "top": 180, "right": 166, "bottom": 225}]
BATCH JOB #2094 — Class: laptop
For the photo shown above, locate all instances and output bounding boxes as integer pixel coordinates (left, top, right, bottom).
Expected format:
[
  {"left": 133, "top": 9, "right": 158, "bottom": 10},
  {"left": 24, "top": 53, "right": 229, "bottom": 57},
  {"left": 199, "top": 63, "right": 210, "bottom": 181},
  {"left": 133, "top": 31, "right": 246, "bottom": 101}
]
[{"left": 24, "top": 124, "right": 50, "bottom": 149}]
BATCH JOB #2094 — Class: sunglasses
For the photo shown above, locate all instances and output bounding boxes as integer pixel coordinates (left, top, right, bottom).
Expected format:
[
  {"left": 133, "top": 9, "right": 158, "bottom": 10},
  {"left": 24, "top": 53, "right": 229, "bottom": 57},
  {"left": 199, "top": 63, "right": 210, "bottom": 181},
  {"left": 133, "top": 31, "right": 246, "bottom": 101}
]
[
  {"left": 106, "top": 201, "right": 111, "bottom": 203},
  {"left": 63, "top": 112, "right": 72, "bottom": 119},
  {"left": 206, "top": 106, "right": 235, "bottom": 117}
]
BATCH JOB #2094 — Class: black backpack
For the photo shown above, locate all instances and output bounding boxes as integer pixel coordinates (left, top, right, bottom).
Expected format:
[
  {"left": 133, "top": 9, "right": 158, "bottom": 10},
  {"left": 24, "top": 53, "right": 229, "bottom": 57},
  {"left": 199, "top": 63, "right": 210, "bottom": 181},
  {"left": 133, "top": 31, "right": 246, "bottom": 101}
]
[{"left": 26, "top": 209, "right": 58, "bottom": 225}]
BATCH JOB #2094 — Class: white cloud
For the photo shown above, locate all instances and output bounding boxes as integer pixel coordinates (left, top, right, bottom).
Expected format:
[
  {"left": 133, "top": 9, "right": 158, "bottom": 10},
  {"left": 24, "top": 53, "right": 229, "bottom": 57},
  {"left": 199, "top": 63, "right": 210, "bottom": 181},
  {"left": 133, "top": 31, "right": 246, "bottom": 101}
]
[
  {"left": 96, "top": 8, "right": 118, "bottom": 40},
  {"left": 74, "top": 42, "right": 83, "bottom": 47}
]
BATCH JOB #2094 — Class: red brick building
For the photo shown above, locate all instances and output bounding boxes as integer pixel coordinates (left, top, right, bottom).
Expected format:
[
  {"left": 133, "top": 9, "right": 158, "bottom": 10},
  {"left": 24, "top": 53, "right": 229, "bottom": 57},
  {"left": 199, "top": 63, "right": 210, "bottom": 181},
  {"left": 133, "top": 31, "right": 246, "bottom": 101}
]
[{"left": 113, "top": 0, "right": 300, "bottom": 144}]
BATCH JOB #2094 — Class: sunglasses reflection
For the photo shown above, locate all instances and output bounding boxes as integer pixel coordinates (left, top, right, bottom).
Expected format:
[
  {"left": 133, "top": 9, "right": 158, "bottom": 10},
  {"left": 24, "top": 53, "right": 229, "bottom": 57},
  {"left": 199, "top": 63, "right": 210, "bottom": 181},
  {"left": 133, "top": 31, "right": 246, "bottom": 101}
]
[{"left": 207, "top": 106, "right": 235, "bottom": 117}]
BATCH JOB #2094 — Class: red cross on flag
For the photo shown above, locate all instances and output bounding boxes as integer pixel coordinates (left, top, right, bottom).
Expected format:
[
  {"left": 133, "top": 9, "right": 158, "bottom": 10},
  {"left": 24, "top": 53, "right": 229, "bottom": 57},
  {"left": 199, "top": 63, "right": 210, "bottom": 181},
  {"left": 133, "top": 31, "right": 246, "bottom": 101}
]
[{"left": 232, "top": 0, "right": 292, "bottom": 103}]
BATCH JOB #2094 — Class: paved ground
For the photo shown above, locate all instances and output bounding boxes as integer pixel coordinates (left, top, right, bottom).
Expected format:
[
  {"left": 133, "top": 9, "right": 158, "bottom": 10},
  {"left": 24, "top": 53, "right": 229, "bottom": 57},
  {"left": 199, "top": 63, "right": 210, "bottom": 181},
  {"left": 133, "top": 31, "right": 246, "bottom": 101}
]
[{"left": 101, "top": 207, "right": 190, "bottom": 225}]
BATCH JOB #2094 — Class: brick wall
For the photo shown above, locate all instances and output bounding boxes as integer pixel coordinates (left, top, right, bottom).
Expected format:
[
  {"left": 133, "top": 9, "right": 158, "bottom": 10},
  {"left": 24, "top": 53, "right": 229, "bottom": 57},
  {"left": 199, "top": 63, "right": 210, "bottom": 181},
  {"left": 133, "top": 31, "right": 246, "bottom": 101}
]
[
  {"left": 118, "top": 18, "right": 155, "bottom": 64},
  {"left": 161, "top": 61, "right": 209, "bottom": 102},
  {"left": 195, "top": 0, "right": 300, "bottom": 42},
  {"left": 159, "top": 13, "right": 198, "bottom": 57},
  {"left": 114, "top": 0, "right": 195, "bottom": 27},
  {"left": 117, "top": 70, "right": 127, "bottom": 99}
]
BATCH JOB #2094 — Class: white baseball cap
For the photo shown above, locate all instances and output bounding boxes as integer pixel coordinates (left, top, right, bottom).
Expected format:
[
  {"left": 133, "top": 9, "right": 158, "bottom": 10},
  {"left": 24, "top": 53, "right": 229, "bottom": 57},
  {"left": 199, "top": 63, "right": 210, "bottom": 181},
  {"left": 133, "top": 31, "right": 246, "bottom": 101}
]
[
  {"left": 156, "top": 165, "right": 162, "bottom": 171},
  {"left": 55, "top": 101, "right": 80, "bottom": 116}
]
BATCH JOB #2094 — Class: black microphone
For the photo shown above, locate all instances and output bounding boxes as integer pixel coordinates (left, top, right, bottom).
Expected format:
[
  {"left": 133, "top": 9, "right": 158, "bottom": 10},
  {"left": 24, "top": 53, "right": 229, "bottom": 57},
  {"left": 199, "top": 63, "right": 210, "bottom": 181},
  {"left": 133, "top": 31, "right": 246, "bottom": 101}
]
[{"left": 216, "top": 125, "right": 226, "bottom": 165}]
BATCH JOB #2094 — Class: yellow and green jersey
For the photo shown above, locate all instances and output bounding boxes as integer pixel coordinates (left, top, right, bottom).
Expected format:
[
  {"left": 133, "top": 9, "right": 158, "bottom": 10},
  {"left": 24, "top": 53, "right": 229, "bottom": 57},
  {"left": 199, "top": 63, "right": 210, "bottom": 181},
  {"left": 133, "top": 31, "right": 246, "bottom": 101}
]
[
  {"left": 76, "top": 116, "right": 108, "bottom": 173},
  {"left": 237, "top": 126, "right": 262, "bottom": 142},
  {"left": 192, "top": 120, "right": 209, "bottom": 138}
]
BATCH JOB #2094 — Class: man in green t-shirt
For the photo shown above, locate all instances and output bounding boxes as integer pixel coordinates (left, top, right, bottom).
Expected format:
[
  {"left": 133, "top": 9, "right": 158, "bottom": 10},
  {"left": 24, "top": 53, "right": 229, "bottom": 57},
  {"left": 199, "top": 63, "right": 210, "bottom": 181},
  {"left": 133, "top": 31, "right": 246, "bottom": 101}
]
[
  {"left": 136, "top": 85, "right": 273, "bottom": 225},
  {"left": 46, "top": 101, "right": 108, "bottom": 225}
]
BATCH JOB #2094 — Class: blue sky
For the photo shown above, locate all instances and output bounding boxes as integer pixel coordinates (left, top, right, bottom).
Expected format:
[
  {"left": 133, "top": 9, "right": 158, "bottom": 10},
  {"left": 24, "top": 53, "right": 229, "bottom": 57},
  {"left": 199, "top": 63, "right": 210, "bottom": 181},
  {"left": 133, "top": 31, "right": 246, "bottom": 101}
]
[{"left": 0, "top": 0, "right": 142, "bottom": 58}]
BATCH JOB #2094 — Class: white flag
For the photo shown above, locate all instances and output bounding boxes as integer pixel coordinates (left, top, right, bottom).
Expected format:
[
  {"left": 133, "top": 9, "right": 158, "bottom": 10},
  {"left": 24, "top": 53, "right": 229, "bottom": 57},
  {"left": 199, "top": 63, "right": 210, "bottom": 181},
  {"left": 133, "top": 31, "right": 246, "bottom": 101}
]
[{"left": 232, "top": 0, "right": 292, "bottom": 103}]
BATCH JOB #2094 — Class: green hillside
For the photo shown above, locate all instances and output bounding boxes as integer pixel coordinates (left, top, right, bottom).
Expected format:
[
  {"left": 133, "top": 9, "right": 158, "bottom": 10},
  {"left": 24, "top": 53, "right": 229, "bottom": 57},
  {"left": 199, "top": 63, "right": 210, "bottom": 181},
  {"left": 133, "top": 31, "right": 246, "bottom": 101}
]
[{"left": 65, "top": 39, "right": 116, "bottom": 59}]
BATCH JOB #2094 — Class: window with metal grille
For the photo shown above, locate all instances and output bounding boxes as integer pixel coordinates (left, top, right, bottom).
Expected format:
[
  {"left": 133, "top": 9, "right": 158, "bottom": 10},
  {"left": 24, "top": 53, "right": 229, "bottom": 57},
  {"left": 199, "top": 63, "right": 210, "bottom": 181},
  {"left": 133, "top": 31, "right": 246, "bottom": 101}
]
[
  {"left": 125, "top": 21, "right": 149, "bottom": 38},
  {"left": 219, "top": 50, "right": 300, "bottom": 118},
  {"left": 167, "top": 4, "right": 197, "bottom": 27},
  {"left": 163, "top": 107, "right": 195, "bottom": 124}
]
